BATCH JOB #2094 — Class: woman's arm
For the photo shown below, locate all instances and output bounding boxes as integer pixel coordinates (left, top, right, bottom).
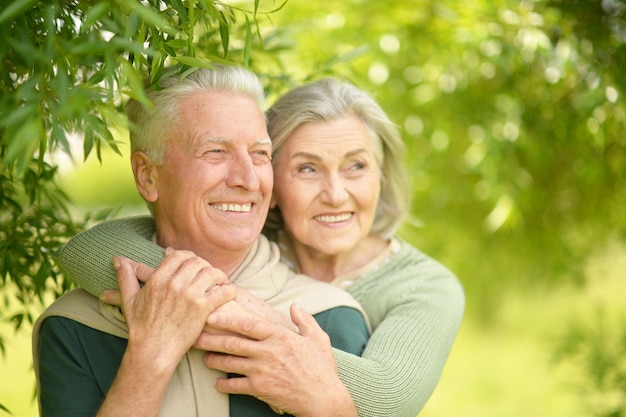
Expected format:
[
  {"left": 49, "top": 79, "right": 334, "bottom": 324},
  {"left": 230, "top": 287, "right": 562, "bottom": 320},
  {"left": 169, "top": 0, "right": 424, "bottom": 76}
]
[
  {"left": 336, "top": 247, "right": 465, "bottom": 417},
  {"left": 59, "top": 216, "right": 163, "bottom": 296}
]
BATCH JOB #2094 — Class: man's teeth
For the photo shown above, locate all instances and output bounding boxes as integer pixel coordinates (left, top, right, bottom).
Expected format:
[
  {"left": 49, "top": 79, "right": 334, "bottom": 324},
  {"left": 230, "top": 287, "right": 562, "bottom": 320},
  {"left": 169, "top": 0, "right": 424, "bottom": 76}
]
[
  {"left": 211, "top": 203, "right": 252, "bottom": 212},
  {"left": 315, "top": 213, "right": 352, "bottom": 223}
]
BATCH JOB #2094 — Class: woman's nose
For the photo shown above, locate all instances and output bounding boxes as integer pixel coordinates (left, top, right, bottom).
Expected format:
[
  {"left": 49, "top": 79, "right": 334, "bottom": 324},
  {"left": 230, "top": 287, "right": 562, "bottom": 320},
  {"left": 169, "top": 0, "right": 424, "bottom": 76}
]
[{"left": 320, "top": 173, "right": 349, "bottom": 205}]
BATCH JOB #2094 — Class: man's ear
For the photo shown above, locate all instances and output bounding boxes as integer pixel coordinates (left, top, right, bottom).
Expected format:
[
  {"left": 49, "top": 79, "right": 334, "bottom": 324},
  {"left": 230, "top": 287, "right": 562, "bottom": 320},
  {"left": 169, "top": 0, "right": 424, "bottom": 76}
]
[
  {"left": 269, "top": 194, "right": 277, "bottom": 209},
  {"left": 131, "top": 151, "right": 159, "bottom": 202}
]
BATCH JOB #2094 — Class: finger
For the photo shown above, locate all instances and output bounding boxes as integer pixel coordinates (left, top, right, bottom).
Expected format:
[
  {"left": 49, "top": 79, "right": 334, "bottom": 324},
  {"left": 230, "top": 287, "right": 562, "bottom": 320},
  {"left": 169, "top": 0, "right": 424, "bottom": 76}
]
[
  {"left": 99, "top": 289, "right": 122, "bottom": 306},
  {"left": 196, "top": 332, "right": 257, "bottom": 356},
  {"left": 290, "top": 303, "right": 321, "bottom": 338},
  {"left": 213, "top": 374, "right": 252, "bottom": 395},
  {"left": 161, "top": 250, "right": 229, "bottom": 290},
  {"left": 121, "top": 258, "right": 157, "bottom": 284},
  {"left": 207, "top": 311, "right": 271, "bottom": 341},
  {"left": 113, "top": 257, "right": 141, "bottom": 308},
  {"left": 201, "top": 286, "right": 238, "bottom": 323},
  {"left": 203, "top": 350, "right": 255, "bottom": 376}
]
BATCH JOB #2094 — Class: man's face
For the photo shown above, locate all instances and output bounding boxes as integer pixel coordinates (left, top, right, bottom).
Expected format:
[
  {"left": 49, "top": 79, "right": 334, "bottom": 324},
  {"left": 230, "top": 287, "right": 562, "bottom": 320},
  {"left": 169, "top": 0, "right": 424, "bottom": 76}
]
[{"left": 142, "top": 90, "right": 273, "bottom": 263}]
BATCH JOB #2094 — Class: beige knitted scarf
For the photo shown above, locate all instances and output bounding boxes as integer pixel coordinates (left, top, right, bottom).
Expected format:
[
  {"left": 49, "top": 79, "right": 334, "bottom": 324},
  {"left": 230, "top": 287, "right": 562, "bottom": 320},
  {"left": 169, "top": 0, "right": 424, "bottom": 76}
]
[{"left": 33, "top": 235, "right": 367, "bottom": 417}]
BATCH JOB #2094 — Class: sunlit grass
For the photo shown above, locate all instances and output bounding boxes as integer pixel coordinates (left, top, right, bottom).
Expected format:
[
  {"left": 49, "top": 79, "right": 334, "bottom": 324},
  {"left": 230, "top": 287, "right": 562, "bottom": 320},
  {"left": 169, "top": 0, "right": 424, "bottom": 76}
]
[
  {"left": 0, "top": 320, "right": 38, "bottom": 417},
  {"left": 421, "top": 237, "right": 626, "bottom": 417}
]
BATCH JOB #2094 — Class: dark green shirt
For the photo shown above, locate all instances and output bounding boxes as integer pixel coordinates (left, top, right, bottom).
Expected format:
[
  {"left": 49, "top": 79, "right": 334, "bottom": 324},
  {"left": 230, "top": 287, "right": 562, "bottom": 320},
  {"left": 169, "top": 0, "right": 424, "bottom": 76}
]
[{"left": 38, "top": 307, "right": 369, "bottom": 417}]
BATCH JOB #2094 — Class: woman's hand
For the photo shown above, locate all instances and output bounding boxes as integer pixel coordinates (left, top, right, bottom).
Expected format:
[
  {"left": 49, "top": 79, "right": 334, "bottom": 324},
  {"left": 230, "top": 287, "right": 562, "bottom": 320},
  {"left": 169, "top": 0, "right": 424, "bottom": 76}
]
[
  {"left": 197, "top": 304, "right": 357, "bottom": 417},
  {"left": 232, "top": 286, "right": 299, "bottom": 332}
]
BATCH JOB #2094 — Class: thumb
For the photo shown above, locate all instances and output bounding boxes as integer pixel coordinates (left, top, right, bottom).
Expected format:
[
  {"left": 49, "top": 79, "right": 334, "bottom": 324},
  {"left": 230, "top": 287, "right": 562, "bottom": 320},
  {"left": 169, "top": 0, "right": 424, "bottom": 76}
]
[
  {"left": 99, "top": 289, "right": 122, "bottom": 306},
  {"left": 113, "top": 257, "right": 141, "bottom": 307},
  {"left": 121, "top": 258, "right": 157, "bottom": 284},
  {"left": 290, "top": 303, "right": 322, "bottom": 338}
]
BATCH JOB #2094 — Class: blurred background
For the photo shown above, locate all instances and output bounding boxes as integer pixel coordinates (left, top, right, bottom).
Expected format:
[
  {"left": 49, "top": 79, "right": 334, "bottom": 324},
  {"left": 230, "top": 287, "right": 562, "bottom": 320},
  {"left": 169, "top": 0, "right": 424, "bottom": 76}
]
[{"left": 1, "top": 0, "right": 625, "bottom": 416}]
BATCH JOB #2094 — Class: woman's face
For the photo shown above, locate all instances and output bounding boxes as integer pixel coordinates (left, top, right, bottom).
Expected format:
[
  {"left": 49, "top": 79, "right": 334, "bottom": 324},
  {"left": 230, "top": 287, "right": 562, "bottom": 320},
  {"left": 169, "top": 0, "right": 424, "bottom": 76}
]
[{"left": 271, "top": 115, "right": 381, "bottom": 257}]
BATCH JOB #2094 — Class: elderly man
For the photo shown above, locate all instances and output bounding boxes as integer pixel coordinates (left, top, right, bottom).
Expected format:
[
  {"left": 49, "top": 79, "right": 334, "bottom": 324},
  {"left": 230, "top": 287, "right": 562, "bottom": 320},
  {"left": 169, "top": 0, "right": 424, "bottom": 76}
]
[{"left": 32, "top": 65, "right": 368, "bottom": 417}]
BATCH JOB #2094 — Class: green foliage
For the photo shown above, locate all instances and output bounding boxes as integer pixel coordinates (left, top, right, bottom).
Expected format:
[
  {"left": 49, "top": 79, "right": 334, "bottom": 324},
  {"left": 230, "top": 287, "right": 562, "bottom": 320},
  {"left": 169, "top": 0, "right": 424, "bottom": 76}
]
[
  {"left": 0, "top": 0, "right": 285, "bottom": 347},
  {"left": 553, "top": 310, "right": 626, "bottom": 417},
  {"left": 267, "top": 0, "right": 626, "bottom": 317}
]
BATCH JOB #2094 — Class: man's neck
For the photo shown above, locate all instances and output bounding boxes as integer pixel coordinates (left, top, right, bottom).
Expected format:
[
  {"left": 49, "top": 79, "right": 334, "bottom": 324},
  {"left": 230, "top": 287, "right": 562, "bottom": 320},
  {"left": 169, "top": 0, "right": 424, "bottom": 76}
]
[{"left": 153, "top": 231, "right": 251, "bottom": 279}]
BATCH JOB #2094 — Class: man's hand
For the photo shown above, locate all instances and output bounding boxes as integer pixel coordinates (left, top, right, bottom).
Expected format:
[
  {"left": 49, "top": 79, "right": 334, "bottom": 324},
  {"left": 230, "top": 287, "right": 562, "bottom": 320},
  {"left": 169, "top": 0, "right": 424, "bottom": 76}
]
[
  {"left": 100, "top": 250, "right": 296, "bottom": 334},
  {"left": 100, "top": 247, "right": 230, "bottom": 306},
  {"left": 116, "top": 248, "right": 234, "bottom": 366},
  {"left": 97, "top": 248, "right": 236, "bottom": 417}
]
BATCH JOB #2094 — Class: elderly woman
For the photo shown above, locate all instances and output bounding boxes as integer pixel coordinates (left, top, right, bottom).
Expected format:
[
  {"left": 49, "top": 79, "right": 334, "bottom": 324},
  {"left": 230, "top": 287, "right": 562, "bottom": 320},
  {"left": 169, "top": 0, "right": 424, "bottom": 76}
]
[{"left": 58, "top": 77, "right": 464, "bottom": 417}]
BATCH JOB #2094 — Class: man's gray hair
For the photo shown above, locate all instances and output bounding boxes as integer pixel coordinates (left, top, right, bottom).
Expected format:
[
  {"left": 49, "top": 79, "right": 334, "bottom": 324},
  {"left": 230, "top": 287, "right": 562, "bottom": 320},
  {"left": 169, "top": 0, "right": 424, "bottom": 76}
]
[{"left": 126, "top": 65, "right": 265, "bottom": 165}]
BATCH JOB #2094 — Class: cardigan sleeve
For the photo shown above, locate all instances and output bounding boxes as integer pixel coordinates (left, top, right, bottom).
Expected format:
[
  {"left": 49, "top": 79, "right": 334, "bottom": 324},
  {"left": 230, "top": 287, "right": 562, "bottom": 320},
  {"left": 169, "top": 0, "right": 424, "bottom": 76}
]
[
  {"left": 59, "top": 216, "right": 163, "bottom": 296},
  {"left": 334, "top": 247, "right": 465, "bottom": 417}
]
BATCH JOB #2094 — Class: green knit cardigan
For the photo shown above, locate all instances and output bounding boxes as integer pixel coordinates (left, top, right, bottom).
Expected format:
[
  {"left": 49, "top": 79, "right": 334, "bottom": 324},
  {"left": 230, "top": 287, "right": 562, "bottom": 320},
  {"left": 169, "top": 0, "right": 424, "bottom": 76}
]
[{"left": 59, "top": 216, "right": 465, "bottom": 417}]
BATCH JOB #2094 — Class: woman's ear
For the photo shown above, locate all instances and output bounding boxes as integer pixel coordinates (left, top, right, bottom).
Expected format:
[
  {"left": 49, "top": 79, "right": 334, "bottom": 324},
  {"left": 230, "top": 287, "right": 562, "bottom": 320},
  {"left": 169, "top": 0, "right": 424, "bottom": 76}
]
[{"left": 131, "top": 151, "right": 159, "bottom": 202}]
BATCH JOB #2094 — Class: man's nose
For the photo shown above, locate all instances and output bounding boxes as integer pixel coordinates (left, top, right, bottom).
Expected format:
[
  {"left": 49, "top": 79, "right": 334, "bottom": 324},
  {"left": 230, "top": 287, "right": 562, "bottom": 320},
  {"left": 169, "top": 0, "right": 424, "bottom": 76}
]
[{"left": 226, "top": 154, "right": 261, "bottom": 190}]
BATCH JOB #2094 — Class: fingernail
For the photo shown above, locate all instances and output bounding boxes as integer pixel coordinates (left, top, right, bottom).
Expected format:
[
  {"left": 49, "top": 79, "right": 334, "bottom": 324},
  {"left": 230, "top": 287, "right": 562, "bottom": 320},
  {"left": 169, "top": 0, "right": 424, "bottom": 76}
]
[
  {"left": 112, "top": 257, "right": 121, "bottom": 270},
  {"left": 165, "top": 247, "right": 174, "bottom": 255}
]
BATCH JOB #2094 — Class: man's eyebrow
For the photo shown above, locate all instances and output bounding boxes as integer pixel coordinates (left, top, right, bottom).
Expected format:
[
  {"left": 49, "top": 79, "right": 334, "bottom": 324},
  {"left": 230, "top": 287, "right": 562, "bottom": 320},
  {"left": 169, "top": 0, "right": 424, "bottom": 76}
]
[
  {"left": 198, "top": 137, "right": 271, "bottom": 146},
  {"left": 198, "top": 136, "right": 230, "bottom": 145},
  {"left": 255, "top": 138, "right": 272, "bottom": 146}
]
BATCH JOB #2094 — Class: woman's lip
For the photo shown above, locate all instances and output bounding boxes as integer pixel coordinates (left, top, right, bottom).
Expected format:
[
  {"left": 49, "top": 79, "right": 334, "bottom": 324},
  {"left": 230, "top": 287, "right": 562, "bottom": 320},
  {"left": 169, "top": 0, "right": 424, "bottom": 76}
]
[{"left": 314, "top": 212, "right": 353, "bottom": 223}]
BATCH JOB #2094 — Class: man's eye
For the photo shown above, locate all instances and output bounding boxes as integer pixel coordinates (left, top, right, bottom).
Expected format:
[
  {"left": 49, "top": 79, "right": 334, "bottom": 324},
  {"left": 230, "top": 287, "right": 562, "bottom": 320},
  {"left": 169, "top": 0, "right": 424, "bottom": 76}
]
[
  {"left": 252, "top": 150, "right": 272, "bottom": 161},
  {"left": 298, "top": 165, "right": 315, "bottom": 173}
]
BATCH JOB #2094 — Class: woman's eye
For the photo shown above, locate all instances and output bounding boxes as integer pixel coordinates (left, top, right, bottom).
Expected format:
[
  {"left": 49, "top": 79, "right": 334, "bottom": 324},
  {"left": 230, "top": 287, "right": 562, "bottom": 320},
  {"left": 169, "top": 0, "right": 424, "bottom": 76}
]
[{"left": 346, "top": 161, "right": 367, "bottom": 171}]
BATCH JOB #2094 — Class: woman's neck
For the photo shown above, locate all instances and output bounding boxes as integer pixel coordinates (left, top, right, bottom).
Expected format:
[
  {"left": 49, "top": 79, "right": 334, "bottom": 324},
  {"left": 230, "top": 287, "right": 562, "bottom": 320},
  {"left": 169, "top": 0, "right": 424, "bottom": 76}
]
[{"left": 292, "top": 234, "right": 390, "bottom": 282}]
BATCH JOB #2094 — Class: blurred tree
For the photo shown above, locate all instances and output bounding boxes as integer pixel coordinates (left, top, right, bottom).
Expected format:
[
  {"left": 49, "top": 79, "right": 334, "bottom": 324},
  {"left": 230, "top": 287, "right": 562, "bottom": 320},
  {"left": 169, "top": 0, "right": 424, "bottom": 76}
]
[
  {"left": 553, "top": 309, "right": 626, "bottom": 417},
  {"left": 0, "top": 0, "right": 287, "bottom": 354},
  {"left": 266, "top": 0, "right": 626, "bottom": 317}
]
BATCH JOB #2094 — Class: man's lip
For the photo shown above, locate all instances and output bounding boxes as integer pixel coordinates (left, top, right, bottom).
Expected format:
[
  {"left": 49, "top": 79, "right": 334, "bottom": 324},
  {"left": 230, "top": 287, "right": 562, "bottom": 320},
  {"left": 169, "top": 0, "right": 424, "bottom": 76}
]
[{"left": 209, "top": 203, "right": 253, "bottom": 212}]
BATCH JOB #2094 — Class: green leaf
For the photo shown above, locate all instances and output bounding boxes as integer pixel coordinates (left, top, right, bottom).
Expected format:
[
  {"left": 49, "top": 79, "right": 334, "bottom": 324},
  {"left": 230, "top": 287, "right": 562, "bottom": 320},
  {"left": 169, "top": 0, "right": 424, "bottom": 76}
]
[
  {"left": 243, "top": 16, "right": 252, "bottom": 67},
  {"left": 82, "top": 2, "right": 110, "bottom": 32},
  {"left": 171, "top": 55, "right": 219, "bottom": 68},
  {"left": 124, "top": 2, "right": 177, "bottom": 35},
  {"left": 164, "top": 39, "right": 189, "bottom": 49},
  {"left": 0, "top": 0, "right": 36, "bottom": 25},
  {"left": 219, "top": 11, "right": 230, "bottom": 58},
  {"left": 0, "top": 103, "right": 37, "bottom": 128},
  {"left": 2, "top": 118, "right": 43, "bottom": 176}
]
